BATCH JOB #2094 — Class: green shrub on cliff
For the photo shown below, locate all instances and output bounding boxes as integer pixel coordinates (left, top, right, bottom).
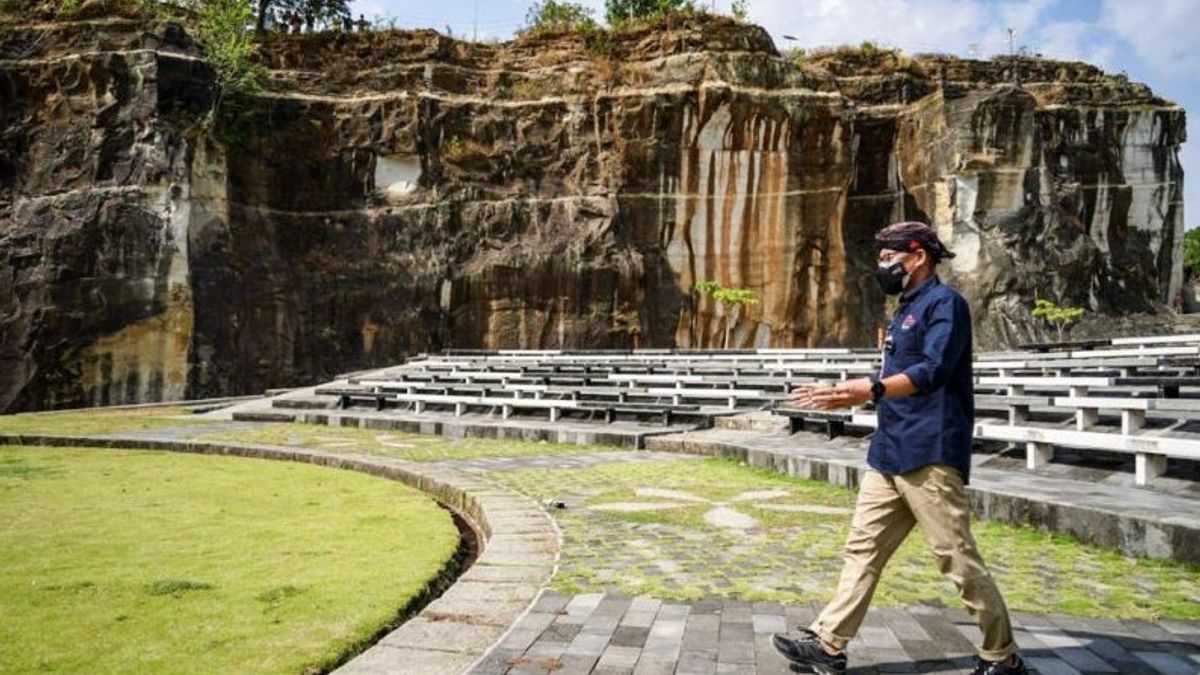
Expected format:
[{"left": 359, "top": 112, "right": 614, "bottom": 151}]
[
  {"left": 605, "top": 0, "right": 694, "bottom": 26},
  {"left": 521, "top": 0, "right": 596, "bottom": 35},
  {"left": 1183, "top": 227, "right": 1200, "bottom": 278},
  {"left": 1032, "top": 298, "right": 1086, "bottom": 343},
  {"left": 196, "top": 0, "right": 264, "bottom": 98},
  {"left": 187, "top": 0, "right": 266, "bottom": 142}
]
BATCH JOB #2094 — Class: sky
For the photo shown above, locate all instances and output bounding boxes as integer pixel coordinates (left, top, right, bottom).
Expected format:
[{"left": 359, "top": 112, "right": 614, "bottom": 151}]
[{"left": 350, "top": 0, "right": 1197, "bottom": 226}]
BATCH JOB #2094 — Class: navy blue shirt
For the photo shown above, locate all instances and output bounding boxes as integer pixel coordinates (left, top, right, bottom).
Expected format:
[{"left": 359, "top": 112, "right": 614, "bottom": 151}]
[{"left": 867, "top": 275, "right": 975, "bottom": 484}]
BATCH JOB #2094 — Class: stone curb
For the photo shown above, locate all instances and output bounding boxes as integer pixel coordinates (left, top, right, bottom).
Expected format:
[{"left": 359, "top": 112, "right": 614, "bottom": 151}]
[
  {"left": 645, "top": 431, "right": 1200, "bottom": 563},
  {"left": 0, "top": 433, "right": 561, "bottom": 675}
]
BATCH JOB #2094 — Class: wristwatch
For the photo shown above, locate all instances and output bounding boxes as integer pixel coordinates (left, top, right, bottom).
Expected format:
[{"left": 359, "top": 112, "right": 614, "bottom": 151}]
[{"left": 869, "top": 376, "right": 886, "bottom": 403}]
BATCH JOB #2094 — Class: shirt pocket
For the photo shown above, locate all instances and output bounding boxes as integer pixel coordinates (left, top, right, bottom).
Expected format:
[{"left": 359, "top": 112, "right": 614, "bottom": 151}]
[{"left": 892, "top": 323, "right": 925, "bottom": 361}]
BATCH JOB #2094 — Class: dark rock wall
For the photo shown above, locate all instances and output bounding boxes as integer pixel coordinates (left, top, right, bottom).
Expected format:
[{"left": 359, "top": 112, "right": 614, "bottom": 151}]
[{"left": 0, "top": 11, "right": 1186, "bottom": 410}]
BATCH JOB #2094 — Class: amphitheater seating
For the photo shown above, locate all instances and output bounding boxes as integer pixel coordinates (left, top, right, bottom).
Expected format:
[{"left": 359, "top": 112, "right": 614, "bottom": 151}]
[{"left": 308, "top": 338, "right": 1200, "bottom": 485}]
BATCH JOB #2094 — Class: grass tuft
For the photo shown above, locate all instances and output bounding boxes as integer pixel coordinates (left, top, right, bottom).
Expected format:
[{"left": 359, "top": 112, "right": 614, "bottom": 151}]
[{"left": 146, "top": 579, "right": 216, "bottom": 597}]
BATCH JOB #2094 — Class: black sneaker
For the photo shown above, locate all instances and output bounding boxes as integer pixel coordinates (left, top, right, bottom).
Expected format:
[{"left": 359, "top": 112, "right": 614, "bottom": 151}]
[
  {"left": 772, "top": 629, "right": 848, "bottom": 675},
  {"left": 971, "top": 654, "right": 1029, "bottom": 675}
]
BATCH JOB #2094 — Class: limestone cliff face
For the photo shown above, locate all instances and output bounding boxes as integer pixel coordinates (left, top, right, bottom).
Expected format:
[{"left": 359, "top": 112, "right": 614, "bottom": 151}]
[{"left": 0, "top": 6, "right": 1186, "bottom": 410}]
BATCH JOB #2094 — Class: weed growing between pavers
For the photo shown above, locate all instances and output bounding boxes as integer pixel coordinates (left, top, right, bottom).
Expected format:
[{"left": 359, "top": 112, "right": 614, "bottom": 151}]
[
  {"left": 0, "top": 445, "right": 459, "bottom": 675},
  {"left": 198, "top": 422, "right": 623, "bottom": 462},
  {"left": 0, "top": 407, "right": 210, "bottom": 436},
  {"left": 490, "top": 457, "right": 1200, "bottom": 620}
]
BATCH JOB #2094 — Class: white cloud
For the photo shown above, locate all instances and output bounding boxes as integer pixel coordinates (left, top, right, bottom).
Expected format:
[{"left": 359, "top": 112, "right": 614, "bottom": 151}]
[
  {"left": 1032, "top": 19, "right": 1117, "bottom": 69},
  {"left": 1100, "top": 0, "right": 1200, "bottom": 79},
  {"left": 747, "top": 0, "right": 1058, "bottom": 58}
]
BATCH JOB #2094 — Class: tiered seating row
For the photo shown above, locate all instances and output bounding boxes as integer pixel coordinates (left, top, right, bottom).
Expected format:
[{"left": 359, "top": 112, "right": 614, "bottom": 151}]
[{"left": 316, "top": 340, "right": 1200, "bottom": 484}]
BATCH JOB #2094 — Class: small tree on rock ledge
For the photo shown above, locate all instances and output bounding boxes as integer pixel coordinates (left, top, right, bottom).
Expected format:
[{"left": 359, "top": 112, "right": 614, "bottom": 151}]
[
  {"left": 695, "top": 280, "right": 759, "bottom": 349},
  {"left": 1032, "top": 298, "right": 1086, "bottom": 343},
  {"left": 605, "top": 0, "right": 692, "bottom": 25},
  {"left": 521, "top": 0, "right": 597, "bottom": 34}
]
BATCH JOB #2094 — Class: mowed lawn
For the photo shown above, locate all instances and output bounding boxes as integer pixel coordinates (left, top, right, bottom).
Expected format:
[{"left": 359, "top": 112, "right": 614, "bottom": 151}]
[
  {"left": 0, "top": 407, "right": 211, "bottom": 436},
  {"left": 0, "top": 445, "right": 460, "bottom": 675}
]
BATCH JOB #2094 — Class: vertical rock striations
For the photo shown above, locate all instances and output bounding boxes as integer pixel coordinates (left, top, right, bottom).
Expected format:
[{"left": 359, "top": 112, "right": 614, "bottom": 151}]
[{"left": 0, "top": 7, "right": 1186, "bottom": 410}]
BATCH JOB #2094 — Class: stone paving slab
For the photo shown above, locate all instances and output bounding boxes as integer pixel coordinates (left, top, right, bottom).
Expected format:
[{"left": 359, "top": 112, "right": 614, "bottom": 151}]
[
  {"left": 338, "top": 644, "right": 480, "bottom": 675},
  {"left": 471, "top": 593, "right": 1200, "bottom": 675}
]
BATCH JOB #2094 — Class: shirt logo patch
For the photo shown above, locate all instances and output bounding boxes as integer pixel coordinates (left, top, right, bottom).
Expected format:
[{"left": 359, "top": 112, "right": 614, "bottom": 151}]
[{"left": 901, "top": 314, "right": 917, "bottom": 331}]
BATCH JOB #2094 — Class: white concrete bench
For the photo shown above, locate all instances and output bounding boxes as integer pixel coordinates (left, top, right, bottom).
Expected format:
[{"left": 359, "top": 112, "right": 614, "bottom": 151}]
[
  {"left": 1051, "top": 396, "right": 1200, "bottom": 433},
  {"left": 974, "top": 394, "right": 1055, "bottom": 424},
  {"left": 1111, "top": 333, "right": 1200, "bottom": 346},
  {"left": 606, "top": 374, "right": 706, "bottom": 386},
  {"left": 1052, "top": 396, "right": 1153, "bottom": 433},
  {"left": 974, "top": 421, "right": 1200, "bottom": 484},
  {"left": 975, "top": 357, "right": 1164, "bottom": 377},
  {"left": 807, "top": 410, "right": 1189, "bottom": 485},
  {"left": 1067, "top": 346, "right": 1200, "bottom": 359},
  {"left": 643, "top": 387, "right": 773, "bottom": 409},
  {"left": 975, "top": 376, "right": 1114, "bottom": 398},
  {"left": 391, "top": 393, "right": 589, "bottom": 421}
]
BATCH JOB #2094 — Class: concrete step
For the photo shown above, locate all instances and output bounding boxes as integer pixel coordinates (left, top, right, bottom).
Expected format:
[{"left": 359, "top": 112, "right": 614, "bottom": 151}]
[
  {"left": 271, "top": 396, "right": 337, "bottom": 410},
  {"left": 231, "top": 409, "right": 695, "bottom": 449},
  {"left": 232, "top": 411, "right": 298, "bottom": 423},
  {"left": 714, "top": 411, "right": 789, "bottom": 432}
]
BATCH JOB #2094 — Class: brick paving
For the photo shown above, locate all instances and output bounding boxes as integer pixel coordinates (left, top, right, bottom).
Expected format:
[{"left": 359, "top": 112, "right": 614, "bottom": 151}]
[{"left": 473, "top": 592, "right": 1200, "bottom": 675}]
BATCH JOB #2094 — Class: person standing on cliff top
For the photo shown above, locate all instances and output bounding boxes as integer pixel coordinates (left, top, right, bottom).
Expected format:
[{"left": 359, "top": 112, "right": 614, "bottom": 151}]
[{"left": 772, "top": 221, "right": 1027, "bottom": 675}]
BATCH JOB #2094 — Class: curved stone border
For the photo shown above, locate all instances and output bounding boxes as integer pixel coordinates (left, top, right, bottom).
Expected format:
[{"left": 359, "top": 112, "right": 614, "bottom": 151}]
[{"left": 0, "top": 433, "right": 560, "bottom": 675}]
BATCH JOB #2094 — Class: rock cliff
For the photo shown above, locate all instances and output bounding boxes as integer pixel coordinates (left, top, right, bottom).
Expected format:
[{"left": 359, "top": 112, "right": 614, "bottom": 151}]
[{"left": 0, "top": 4, "right": 1186, "bottom": 410}]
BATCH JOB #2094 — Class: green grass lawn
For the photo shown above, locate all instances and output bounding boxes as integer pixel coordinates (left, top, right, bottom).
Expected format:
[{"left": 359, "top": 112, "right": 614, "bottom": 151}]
[
  {"left": 198, "top": 422, "right": 622, "bottom": 462},
  {"left": 0, "top": 406, "right": 211, "bottom": 437},
  {"left": 490, "top": 458, "right": 1200, "bottom": 621},
  {"left": 0, "top": 445, "right": 460, "bottom": 675}
]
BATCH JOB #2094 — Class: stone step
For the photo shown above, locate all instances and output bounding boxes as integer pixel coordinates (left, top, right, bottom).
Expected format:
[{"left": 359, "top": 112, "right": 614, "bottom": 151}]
[
  {"left": 271, "top": 396, "right": 337, "bottom": 410},
  {"left": 714, "top": 410, "right": 789, "bottom": 432},
  {"left": 235, "top": 408, "right": 692, "bottom": 449},
  {"left": 232, "top": 411, "right": 298, "bottom": 423}
]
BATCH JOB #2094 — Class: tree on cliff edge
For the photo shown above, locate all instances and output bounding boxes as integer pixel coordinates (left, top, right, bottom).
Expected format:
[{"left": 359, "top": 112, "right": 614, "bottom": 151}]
[
  {"left": 255, "top": 0, "right": 349, "bottom": 33},
  {"left": 605, "top": 0, "right": 691, "bottom": 24},
  {"left": 521, "top": 0, "right": 597, "bottom": 34},
  {"left": 1183, "top": 228, "right": 1200, "bottom": 280}
]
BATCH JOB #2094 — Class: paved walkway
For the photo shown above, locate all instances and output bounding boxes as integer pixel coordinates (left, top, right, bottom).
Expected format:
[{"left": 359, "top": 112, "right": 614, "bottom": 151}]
[{"left": 474, "top": 592, "right": 1200, "bottom": 675}]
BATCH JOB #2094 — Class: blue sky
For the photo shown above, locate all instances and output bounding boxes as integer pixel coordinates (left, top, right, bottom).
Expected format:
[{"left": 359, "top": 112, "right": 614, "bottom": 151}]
[{"left": 351, "top": 0, "right": 1196, "bottom": 226}]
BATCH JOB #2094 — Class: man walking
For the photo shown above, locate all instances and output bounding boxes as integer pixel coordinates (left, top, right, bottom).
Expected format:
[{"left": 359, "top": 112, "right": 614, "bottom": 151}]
[{"left": 772, "top": 222, "right": 1027, "bottom": 675}]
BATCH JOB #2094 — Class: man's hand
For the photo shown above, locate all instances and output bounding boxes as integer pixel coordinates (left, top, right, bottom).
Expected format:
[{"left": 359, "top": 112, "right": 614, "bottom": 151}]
[{"left": 788, "top": 378, "right": 873, "bottom": 411}]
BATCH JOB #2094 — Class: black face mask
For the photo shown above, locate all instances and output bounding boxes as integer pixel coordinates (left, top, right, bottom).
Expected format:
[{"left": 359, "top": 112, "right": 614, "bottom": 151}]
[{"left": 874, "top": 259, "right": 909, "bottom": 295}]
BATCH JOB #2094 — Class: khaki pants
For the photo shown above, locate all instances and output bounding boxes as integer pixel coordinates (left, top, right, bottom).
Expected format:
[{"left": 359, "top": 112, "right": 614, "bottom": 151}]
[{"left": 810, "top": 464, "right": 1017, "bottom": 662}]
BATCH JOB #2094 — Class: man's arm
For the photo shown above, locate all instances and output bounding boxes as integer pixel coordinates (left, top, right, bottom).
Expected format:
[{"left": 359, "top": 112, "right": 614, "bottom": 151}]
[
  {"left": 901, "top": 294, "right": 969, "bottom": 394},
  {"left": 790, "top": 295, "right": 967, "bottom": 410},
  {"left": 789, "top": 372, "right": 916, "bottom": 410}
]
